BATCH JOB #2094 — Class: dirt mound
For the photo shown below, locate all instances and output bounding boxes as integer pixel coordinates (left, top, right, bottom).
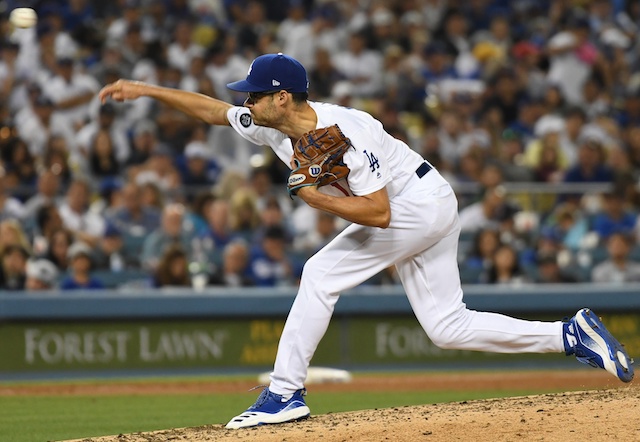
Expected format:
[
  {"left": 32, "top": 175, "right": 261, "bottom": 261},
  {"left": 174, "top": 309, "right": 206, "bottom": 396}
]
[{"left": 70, "top": 386, "right": 639, "bottom": 442}]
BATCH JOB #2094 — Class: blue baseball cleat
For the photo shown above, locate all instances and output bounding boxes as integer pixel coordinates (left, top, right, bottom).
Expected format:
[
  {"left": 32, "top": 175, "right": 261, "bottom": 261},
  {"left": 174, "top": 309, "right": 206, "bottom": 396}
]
[
  {"left": 225, "top": 387, "right": 310, "bottom": 429},
  {"left": 563, "top": 308, "right": 634, "bottom": 383}
]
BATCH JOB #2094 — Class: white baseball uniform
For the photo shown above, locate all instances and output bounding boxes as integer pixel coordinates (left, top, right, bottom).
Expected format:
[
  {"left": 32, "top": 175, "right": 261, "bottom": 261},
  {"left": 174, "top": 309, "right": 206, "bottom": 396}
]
[{"left": 227, "top": 102, "right": 565, "bottom": 395}]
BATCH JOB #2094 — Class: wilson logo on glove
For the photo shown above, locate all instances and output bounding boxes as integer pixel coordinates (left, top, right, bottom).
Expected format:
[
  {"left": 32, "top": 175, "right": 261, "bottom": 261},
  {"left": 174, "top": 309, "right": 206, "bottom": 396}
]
[
  {"left": 288, "top": 174, "right": 307, "bottom": 186},
  {"left": 288, "top": 124, "right": 353, "bottom": 197},
  {"left": 309, "top": 165, "right": 322, "bottom": 177}
]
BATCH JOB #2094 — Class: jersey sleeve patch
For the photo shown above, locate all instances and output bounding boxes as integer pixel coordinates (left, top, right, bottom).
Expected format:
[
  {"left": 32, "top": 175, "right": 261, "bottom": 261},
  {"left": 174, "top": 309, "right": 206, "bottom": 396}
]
[{"left": 239, "top": 113, "right": 252, "bottom": 128}]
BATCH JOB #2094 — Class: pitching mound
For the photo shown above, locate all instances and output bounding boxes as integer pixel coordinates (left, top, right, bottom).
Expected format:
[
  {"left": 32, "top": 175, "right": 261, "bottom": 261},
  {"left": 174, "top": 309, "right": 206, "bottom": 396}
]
[{"left": 71, "top": 384, "right": 638, "bottom": 442}]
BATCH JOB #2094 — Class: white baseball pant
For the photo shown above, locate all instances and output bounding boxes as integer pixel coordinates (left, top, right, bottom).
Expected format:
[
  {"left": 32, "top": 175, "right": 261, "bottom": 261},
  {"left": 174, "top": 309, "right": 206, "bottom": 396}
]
[{"left": 270, "top": 169, "right": 564, "bottom": 394}]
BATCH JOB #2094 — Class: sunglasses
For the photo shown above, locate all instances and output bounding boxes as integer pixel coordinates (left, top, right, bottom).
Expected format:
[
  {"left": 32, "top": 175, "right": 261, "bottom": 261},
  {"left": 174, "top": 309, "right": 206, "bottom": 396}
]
[{"left": 246, "top": 90, "right": 281, "bottom": 104}]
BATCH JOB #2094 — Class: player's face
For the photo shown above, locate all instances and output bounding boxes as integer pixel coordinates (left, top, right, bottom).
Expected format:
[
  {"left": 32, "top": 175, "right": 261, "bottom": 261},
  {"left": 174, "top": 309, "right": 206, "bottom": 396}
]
[{"left": 244, "top": 91, "right": 284, "bottom": 127}]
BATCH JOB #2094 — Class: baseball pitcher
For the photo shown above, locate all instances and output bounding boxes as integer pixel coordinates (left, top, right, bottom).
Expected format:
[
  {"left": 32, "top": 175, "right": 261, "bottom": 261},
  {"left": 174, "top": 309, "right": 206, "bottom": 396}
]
[{"left": 99, "top": 53, "right": 634, "bottom": 429}]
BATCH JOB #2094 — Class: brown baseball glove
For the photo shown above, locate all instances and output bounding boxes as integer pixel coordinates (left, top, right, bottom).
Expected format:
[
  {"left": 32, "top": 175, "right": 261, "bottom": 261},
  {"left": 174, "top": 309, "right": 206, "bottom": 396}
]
[{"left": 287, "top": 124, "right": 353, "bottom": 196}]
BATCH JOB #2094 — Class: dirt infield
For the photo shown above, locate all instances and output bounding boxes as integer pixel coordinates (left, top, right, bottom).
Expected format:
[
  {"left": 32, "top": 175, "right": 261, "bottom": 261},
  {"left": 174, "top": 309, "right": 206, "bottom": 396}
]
[{"left": 14, "top": 370, "right": 628, "bottom": 442}]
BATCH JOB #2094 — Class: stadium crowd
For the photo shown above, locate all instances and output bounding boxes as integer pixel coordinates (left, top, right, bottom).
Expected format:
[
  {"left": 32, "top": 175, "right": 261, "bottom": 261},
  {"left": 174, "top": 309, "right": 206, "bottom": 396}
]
[{"left": 0, "top": 0, "right": 640, "bottom": 291}]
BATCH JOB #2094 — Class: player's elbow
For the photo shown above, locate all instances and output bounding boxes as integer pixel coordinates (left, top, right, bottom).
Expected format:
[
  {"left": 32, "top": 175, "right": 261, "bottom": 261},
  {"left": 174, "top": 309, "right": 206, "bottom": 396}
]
[{"left": 373, "top": 209, "right": 391, "bottom": 229}]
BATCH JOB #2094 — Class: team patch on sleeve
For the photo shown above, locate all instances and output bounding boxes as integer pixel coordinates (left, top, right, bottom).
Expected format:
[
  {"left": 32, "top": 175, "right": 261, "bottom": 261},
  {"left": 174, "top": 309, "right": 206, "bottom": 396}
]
[{"left": 239, "top": 113, "right": 252, "bottom": 128}]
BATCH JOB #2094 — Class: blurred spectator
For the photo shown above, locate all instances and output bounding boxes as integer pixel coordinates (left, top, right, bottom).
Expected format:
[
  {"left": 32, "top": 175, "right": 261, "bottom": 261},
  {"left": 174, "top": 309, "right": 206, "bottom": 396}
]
[
  {"left": 541, "top": 84, "right": 568, "bottom": 116},
  {"left": 458, "top": 186, "right": 508, "bottom": 233},
  {"left": 93, "top": 223, "right": 133, "bottom": 272},
  {"left": 43, "top": 228, "right": 74, "bottom": 273},
  {"left": 535, "top": 252, "right": 578, "bottom": 283},
  {"left": 198, "top": 198, "right": 234, "bottom": 268},
  {"left": 511, "top": 40, "right": 546, "bottom": 99},
  {"left": 24, "top": 258, "right": 59, "bottom": 290},
  {"left": 58, "top": 178, "right": 106, "bottom": 247},
  {"left": 120, "top": 23, "right": 148, "bottom": 70},
  {"left": 141, "top": 203, "right": 195, "bottom": 271},
  {"left": 0, "top": 170, "right": 25, "bottom": 221},
  {"left": 308, "top": 48, "right": 343, "bottom": 100},
  {"left": 249, "top": 166, "right": 292, "bottom": 216},
  {"left": 138, "top": 145, "right": 182, "bottom": 192},
  {"left": 247, "top": 225, "right": 299, "bottom": 287},
  {"left": 180, "top": 53, "right": 215, "bottom": 95},
  {"left": 494, "top": 129, "right": 533, "bottom": 181},
  {"left": 591, "top": 232, "right": 640, "bottom": 283},
  {"left": 59, "top": 241, "right": 105, "bottom": 290},
  {"left": 42, "top": 136, "right": 73, "bottom": 187},
  {"left": 151, "top": 244, "right": 192, "bottom": 288},
  {"left": 523, "top": 115, "right": 570, "bottom": 182},
  {"left": 463, "top": 228, "right": 501, "bottom": 274},
  {"left": 332, "top": 30, "right": 384, "bottom": 98},
  {"left": 105, "top": 0, "right": 143, "bottom": 43},
  {"left": 276, "top": 3, "right": 315, "bottom": 69},
  {"left": 0, "top": 244, "right": 29, "bottom": 290},
  {"left": 87, "top": 130, "right": 121, "bottom": 179},
  {"left": 30, "top": 203, "right": 63, "bottom": 256},
  {"left": 138, "top": 179, "right": 165, "bottom": 211},
  {"left": 228, "top": 187, "right": 261, "bottom": 244},
  {"left": 436, "top": 110, "right": 467, "bottom": 170},
  {"left": 483, "top": 68, "right": 524, "bottom": 127},
  {"left": 561, "top": 106, "right": 588, "bottom": 165},
  {"left": 581, "top": 73, "right": 610, "bottom": 119},
  {"left": 2, "top": 138, "right": 37, "bottom": 195},
  {"left": 0, "top": 219, "right": 32, "bottom": 258},
  {"left": 506, "top": 96, "right": 545, "bottom": 146},
  {"left": 540, "top": 203, "right": 589, "bottom": 252},
  {"left": 563, "top": 137, "right": 613, "bottom": 183},
  {"left": 126, "top": 119, "right": 159, "bottom": 167},
  {"left": 108, "top": 181, "right": 161, "bottom": 240},
  {"left": 293, "top": 211, "right": 340, "bottom": 259},
  {"left": 22, "top": 169, "right": 62, "bottom": 220},
  {"left": 177, "top": 140, "right": 222, "bottom": 187},
  {"left": 167, "top": 19, "right": 205, "bottom": 74},
  {"left": 76, "top": 102, "right": 130, "bottom": 167},
  {"left": 204, "top": 39, "right": 250, "bottom": 104},
  {"left": 254, "top": 195, "right": 294, "bottom": 244},
  {"left": 591, "top": 192, "right": 637, "bottom": 241},
  {"left": 209, "top": 240, "right": 254, "bottom": 287},
  {"left": 546, "top": 14, "right": 598, "bottom": 106},
  {"left": 614, "top": 89, "right": 640, "bottom": 130},
  {"left": 43, "top": 57, "right": 101, "bottom": 131},
  {"left": 486, "top": 244, "right": 529, "bottom": 285}
]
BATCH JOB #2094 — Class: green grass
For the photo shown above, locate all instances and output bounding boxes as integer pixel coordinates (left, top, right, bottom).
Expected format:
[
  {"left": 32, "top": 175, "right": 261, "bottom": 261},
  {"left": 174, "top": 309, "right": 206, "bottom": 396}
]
[{"left": 0, "top": 384, "right": 567, "bottom": 442}]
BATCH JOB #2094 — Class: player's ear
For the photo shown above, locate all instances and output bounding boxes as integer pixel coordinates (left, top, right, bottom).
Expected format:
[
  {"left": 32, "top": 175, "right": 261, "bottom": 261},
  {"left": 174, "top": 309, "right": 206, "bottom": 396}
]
[{"left": 276, "top": 90, "right": 289, "bottom": 104}]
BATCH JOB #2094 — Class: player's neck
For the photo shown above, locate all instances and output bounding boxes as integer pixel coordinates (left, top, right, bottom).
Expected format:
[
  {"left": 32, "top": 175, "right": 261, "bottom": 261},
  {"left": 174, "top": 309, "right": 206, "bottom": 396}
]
[{"left": 275, "top": 102, "right": 317, "bottom": 140}]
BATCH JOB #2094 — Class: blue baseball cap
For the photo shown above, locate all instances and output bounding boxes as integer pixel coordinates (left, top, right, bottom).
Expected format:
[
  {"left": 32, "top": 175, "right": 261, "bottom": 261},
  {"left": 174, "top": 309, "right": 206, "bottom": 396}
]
[{"left": 227, "top": 53, "right": 309, "bottom": 93}]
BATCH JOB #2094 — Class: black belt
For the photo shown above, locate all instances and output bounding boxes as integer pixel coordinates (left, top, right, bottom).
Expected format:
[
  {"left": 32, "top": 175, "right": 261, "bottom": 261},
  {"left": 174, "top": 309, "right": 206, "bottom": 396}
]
[{"left": 415, "top": 162, "right": 432, "bottom": 178}]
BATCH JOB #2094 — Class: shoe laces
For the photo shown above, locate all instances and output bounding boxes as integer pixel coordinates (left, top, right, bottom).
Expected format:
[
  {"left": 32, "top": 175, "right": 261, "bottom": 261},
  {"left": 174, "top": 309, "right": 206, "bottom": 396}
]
[{"left": 248, "top": 385, "right": 271, "bottom": 407}]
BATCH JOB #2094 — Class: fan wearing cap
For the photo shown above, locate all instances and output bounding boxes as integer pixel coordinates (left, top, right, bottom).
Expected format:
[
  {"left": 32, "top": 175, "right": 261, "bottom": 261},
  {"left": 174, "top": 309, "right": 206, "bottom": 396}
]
[
  {"left": 99, "top": 52, "right": 635, "bottom": 428},
  {"left": 177, "top": 141, "right": 222, "bottom": 187},
  {"left": 25, "top": 258, "right": 59, "bottom": 290},
  {"left": 58, "top": 241, "right": 105, "bottom": 290}
]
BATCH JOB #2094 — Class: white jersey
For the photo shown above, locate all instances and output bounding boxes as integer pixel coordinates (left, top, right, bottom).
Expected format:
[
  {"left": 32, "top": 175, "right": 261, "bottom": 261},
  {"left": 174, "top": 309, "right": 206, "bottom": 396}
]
[
  {"left": 227, "top": 102, "right": 427, "bottom": 198},
  {"left": 225, "top": 100, "right": 566, "bottom": 402}
]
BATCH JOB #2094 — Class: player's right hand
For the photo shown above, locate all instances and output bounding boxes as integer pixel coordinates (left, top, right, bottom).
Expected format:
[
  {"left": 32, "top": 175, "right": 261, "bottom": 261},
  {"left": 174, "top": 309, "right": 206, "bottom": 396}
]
[{"left": 98, "top": 79, "right": 143, "bottom": 104}]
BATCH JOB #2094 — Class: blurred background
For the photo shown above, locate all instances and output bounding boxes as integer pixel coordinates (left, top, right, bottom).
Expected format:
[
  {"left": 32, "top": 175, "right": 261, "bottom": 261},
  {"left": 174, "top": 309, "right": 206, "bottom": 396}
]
[{"left": 0, "top": 0, "right": 639, "bottom": 378}]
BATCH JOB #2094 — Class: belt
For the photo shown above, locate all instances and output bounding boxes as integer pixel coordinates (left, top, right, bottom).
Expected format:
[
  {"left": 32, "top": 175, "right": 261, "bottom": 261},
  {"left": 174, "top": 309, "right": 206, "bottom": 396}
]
[{"left": 415, "top": 162, "right": 432, "bottom": 178}]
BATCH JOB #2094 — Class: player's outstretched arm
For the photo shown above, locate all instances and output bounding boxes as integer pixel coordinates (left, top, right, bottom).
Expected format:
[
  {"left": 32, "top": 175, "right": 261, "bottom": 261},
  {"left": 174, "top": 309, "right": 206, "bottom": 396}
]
[{"left": 98, "top": 79, "right": 232, "bottom": 126}]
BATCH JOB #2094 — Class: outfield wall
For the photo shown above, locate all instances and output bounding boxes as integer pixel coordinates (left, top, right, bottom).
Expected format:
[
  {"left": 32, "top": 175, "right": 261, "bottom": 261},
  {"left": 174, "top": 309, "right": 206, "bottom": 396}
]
[{"left": 1, "top": 284, "right": 639, "bottom": 378}]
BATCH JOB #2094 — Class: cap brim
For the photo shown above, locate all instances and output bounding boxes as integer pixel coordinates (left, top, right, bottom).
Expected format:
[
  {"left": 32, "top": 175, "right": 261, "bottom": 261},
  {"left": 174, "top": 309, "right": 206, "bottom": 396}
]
[{"left": 226, "top": 79, "right": 269, "bottom": 92}]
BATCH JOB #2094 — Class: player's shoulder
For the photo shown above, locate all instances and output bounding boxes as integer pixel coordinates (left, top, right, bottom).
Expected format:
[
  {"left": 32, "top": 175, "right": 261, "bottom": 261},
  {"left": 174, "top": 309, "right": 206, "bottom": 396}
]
[{"left": 310, "top": 101, "right": 377, "bottom": 134}]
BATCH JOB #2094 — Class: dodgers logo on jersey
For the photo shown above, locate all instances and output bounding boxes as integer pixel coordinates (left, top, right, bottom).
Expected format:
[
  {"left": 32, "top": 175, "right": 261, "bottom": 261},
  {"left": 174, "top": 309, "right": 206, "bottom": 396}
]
[
  {"left": 308, "top": 165, "right": 322, "bottom": 177},
  {"left": 288, "top": 174, "right": 306, "bottom": 186},
  {"left": 240, "top": 113, "right": 252, "bottom": 128}
]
